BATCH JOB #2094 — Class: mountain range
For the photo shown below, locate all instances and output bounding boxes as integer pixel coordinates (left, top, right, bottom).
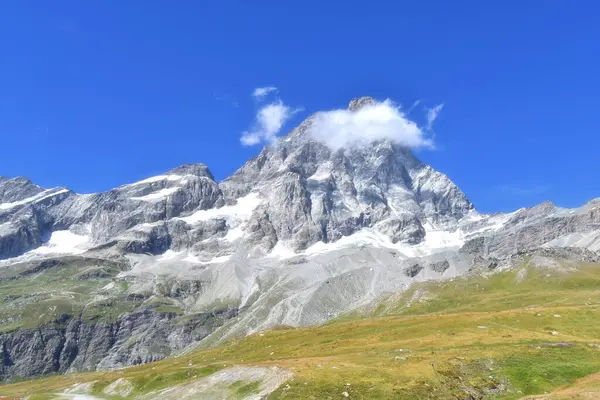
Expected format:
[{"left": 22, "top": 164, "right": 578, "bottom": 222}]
[{"left": 1, "top": 97, "right": 599, "bottom": 381}]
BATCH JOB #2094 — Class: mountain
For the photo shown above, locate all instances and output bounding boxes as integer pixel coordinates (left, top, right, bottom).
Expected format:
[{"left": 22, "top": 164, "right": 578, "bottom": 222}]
[{"left": 0, "top": 97, "right": 599, "bottom": 381}]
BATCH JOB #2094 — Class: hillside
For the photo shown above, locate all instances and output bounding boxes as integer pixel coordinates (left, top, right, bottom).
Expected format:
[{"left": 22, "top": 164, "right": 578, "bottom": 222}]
[{"left": 2, "top": 253, "right": 600, "bottom": 399}]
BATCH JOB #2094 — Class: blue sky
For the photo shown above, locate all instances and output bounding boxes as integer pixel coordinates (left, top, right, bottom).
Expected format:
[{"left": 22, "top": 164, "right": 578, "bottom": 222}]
[{"left": 1, "top": 1, "right": 598, "bottom": 213}]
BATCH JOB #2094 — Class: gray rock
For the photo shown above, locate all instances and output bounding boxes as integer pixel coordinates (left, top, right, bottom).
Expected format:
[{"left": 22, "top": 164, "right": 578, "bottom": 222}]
[
  {"left": 0, "top": 308, "right": 237, "bottom": 380},
  {"left": 0, "top": 177, "right": 44, "bottom": 203},
  {"left": 403, "top": 264, "right": 424, "bottom": 277},
  {"left": 429, "top": 260, "right": 450, "bottom": 274}
]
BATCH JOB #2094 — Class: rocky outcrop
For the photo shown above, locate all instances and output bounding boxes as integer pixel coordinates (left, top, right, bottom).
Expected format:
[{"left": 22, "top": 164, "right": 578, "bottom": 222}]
[{"left": 0, "top": 308, "right": 237, "bottom": 380}]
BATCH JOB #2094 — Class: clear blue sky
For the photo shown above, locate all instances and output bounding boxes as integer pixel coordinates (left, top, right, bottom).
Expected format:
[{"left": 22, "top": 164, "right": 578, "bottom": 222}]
[{"left": 1, "top": 1, "right": 598, "bottom": 213}]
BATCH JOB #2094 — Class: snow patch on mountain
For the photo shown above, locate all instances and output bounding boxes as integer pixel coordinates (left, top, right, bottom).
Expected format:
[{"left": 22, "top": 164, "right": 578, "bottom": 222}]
[
  {"left": 308, "top": 162, "right": 333, "bottom": 181},
  {"left": 129, "top": 174, "right": 191, "bottom": 186},
  {"left": 130, "top": 187, "right": 181, "bottom": 201},
  {"left": 0, "top": 188, "right": 69, "bottom": 210},
  {"left": 32, "top": 230, "right": 91, "bottom": 255},
  {"left": 157, "top": 249, "right": 231, "bottom": 265},
  {"left": 268, "top": 211, "right": 513, "bottom": 260},
  {"left": 178, "top": 192, "right": 262, "bottom": 229}
]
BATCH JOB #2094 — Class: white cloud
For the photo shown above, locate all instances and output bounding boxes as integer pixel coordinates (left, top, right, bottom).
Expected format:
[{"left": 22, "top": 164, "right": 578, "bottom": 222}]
[
  {"left": 405, "top": 99, "right": 422, "bottom": 115},
  {"left": 241, "top": 101, "right": 300, "bottom": 146},
  {"left": 308, "top": 99, "right": 434, "bottom": 151},
  {"left": 426, "top": 103, "right": 444, "bottom": 130},
  {"left": 252, "top": 86, "right": 278, "bottom": 100}
]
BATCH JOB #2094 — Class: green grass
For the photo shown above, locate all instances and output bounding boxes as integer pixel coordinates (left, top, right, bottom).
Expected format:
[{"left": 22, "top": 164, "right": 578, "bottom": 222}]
[
  {"left": 0, "top": 256, "right": 131, "bottom": 331},
  {"left": 2, "top": 261, "right": 600, "bottom": 399},
  {"left": 145, "top": 296, "right": 185, "bottom": 314},
  {"left": 498, "top": 347, "right": 600, "bottom": 397},
  {"left": 0, "top": 257, "right": 197, "bottom": 331},
  {"left": 229, "top": 380, "right": 261, "bottom": 396},
  {"left": 126, "top": 365, "right": 223, "bottom": 395},
  {"left": 81, "top": 297, "right": 142, "bottom": 323},
  {"left": 373, "top": 262, "right": 600, "bottom": 317}
]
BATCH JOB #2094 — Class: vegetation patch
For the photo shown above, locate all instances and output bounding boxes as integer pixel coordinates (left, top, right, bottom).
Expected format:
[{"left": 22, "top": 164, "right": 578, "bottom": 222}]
[{"left": 229, "top": 379, "right": 261, "bottom": 396}]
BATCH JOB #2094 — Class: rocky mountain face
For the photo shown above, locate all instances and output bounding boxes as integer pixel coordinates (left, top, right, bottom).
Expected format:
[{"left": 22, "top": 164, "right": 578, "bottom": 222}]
[
  {"left": 220, "top": 108, "right": 473, "bottom": 251},
  {"left": 0, "top": 97, "right": 599, "bottom": 380}
]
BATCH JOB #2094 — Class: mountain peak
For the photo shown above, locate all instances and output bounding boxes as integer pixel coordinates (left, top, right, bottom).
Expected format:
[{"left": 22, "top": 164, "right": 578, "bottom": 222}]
[
  {"left": 2, "top": 176, "right": 33, "bottom": 184},
  {"left": 0, "top": 176, "right": 44, "bottom": 203},
  {"left": 167, "top": 163, "right": 215, "bottom": 180},
  {"left": 348, "top": 96, "right": 376, "bottom": 111}
]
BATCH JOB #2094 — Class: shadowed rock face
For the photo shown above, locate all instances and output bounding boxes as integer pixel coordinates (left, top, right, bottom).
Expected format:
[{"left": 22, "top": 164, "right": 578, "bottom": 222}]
[
  {"left": 0, "top": 97, "right": 599, "bottom": 381},
  {"left": 0, "top": 308, "right": 237, "bottom": 380}
]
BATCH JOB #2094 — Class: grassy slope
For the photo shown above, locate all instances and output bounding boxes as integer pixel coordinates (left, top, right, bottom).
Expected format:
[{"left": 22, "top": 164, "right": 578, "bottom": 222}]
[
  {"left": 522, "top": 371, "right": 600, "bottom": 399},
  {"left": 0, "top": 257, "right": 187, "bottom": 333},
  {"left": 2, "top": 260, "right": 600, "bottom": 399}
]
